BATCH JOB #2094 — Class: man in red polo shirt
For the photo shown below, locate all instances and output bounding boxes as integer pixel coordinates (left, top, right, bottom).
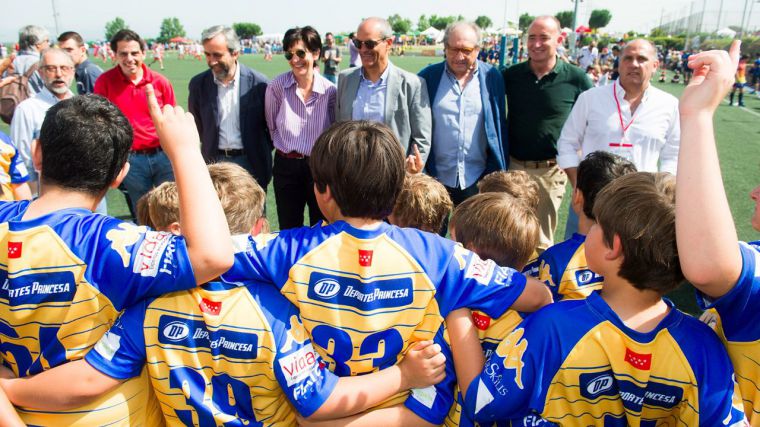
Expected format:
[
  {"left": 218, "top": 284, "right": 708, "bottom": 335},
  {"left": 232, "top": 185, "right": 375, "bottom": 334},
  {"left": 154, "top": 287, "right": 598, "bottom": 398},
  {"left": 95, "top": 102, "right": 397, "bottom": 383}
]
[{"left": 94, "top": 29, "right": 176, "bottom": 212}]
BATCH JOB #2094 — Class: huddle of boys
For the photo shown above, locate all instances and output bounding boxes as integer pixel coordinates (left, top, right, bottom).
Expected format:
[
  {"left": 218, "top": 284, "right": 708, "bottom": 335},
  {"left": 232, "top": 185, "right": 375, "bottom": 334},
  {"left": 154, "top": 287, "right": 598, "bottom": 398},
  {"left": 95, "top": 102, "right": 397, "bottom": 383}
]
[{"left": 0, "top": 41, "right": 756, "bottom": 427}]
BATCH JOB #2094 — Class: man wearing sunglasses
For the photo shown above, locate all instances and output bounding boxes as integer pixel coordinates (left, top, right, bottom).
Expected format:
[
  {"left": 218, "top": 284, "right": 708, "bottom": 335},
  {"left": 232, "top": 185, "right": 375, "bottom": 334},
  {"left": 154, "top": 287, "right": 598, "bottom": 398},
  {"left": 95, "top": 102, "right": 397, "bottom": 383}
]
[
  {"left": 336, "top": 17, "right": 431, "bottom": 168},
  {"left": 10, "top": 48, "right": 74, "bottom": 195},
  {"left": 418, "top": 21, "right": 507, "bottom": 217},
  {"left": 188, "top": 25, "right": 272, "bottom": 193}
]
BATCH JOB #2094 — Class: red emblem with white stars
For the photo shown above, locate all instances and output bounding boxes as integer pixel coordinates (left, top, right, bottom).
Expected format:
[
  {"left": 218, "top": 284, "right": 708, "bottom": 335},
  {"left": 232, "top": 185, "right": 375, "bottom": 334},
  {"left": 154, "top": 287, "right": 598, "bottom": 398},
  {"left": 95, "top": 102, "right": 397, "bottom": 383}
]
[
  {"left": 358, "top": 249, "right": 373, "bottom": 267},
  {"left": 471, "top": 312, "right": 491, "bottom": 330},
  {"left": 199, "top": 298, "right": 221, "bottom": 316},
  {"left": 624, "top": 348, "right": 652, "bottom": 370},
  {"left": 7, "top": 242, "right": 22, "bottom": 259}
]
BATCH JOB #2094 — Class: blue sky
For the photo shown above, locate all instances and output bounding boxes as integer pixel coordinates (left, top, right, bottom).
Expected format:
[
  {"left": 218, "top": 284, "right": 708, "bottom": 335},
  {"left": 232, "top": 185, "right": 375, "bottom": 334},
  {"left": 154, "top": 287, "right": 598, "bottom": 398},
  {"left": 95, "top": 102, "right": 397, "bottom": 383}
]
[{"left": 2, "top": 0, "right": 758, "bottom": 42}]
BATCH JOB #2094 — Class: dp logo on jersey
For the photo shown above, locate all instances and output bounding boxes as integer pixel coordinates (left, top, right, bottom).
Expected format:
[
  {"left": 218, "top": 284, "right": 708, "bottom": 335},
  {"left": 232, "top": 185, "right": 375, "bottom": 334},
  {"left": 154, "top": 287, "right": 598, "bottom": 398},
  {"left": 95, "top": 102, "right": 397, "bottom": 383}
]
[{"left": 163, "top": 321, "right": 190, "bottom": 341}]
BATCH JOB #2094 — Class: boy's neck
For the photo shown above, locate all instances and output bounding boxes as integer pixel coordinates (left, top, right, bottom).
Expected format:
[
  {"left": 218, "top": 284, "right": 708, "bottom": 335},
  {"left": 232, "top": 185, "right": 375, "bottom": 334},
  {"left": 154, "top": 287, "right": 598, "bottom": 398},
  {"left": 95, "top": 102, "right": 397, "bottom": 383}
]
[
  {"left": 331, "top": 215, "right": 383, "bottom": 230},
  {"left": 22, "top": 185, "right": 103, "bottom": 220},
  {"left": 599, "top": 276, "right": 670, "bottom": 334},
  {"left": 577, "top": 212, "right": 594, "bottom": 235}
]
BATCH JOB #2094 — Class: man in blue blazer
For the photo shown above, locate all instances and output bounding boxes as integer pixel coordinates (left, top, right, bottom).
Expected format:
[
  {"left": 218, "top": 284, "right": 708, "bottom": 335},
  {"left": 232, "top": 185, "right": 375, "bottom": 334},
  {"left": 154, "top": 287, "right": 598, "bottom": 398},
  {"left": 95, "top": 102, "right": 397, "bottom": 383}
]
[
  {"left": 189, "top": 25, "right": 272, "bottom": 191},
  {"left": 418, "top": 22, "right": 507, "bottom": 206}
]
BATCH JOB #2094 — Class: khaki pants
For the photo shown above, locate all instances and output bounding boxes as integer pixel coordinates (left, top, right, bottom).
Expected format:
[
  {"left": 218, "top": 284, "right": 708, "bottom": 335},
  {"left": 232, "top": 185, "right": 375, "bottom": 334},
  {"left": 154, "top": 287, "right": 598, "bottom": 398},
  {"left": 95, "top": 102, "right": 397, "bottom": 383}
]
[{"left": 509, "top": 157, "right": 568, "bottom": 252}]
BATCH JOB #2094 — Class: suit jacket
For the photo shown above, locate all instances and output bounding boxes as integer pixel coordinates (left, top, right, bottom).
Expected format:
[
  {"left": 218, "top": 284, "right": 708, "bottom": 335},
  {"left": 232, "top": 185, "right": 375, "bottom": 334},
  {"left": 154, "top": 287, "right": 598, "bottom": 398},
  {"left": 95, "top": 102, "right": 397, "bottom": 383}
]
[
  {"left": 418, "top": 60, "right": 508, "bottom": 177},
  {"left": 188, "top": 64, "right": 273, "bottom": 189},
  {"left": 336, "top": 63, "right": 431, "bottom": 163}
]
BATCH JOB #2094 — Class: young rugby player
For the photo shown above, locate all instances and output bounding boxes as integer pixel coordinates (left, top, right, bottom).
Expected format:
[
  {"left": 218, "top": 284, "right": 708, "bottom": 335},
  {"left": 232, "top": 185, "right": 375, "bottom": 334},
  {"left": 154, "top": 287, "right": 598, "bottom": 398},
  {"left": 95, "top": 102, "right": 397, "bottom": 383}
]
[
  {"left": 676, "top": 40, "right": 760, "bottom": 425},
  {"left": 449, "top": 171, "right": 747, "bottom": 425},
  {"left": 0, "top": 89, "right": 233, "bottom": 424},
  {"left": 0, "top": 162, "right": 446, "bottom": 425},
  {"left": 535, "top": 152, "right": 636, "bottom": 300},
  {"left": 219, "top": 120, "right": 552, "bottom": 425}
]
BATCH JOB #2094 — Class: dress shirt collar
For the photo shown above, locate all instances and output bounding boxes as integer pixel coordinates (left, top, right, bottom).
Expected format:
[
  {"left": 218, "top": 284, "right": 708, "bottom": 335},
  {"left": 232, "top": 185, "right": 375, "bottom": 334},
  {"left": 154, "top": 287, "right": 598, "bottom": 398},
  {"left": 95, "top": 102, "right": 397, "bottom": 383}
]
[
  {"left": 213, "top": 61, "right": 240, "bottom": 88},
  {"left": 443, "top": 62, "right": 479, "bottom": 85},
  {"left": 614, "top": 80, "right": 651, "bottom": 104},
  {"left": 282, "top": 70, "right": 329, "bottom": 95},
  {"left": 360, "top": 62, "right": 391, "bottom": 85}
]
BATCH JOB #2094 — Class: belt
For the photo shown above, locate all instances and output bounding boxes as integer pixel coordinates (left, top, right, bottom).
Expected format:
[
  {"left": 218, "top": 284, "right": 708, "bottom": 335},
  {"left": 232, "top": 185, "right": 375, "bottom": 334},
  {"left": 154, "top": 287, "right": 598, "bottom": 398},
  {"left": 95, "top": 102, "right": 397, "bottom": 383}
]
[
  {"left": 511, "top": 158, "right": 557, "bottom": 169},
  {"left": 131, "top": 146, "right": 162, "bottom": 155},
  {"left": 217, "top": 148, "right": 245, "bottom": 157},
  {"left": 276, "top": 149, "right": 307, "bottom": 159}
]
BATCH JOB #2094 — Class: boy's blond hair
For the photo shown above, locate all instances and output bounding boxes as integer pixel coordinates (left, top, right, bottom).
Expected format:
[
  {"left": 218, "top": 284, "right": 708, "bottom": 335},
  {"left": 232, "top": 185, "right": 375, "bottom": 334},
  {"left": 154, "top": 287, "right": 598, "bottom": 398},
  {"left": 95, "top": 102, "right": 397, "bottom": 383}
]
[
  {"left": 147, "top": 163, "right": 267, "bottom": 235},
  {"left": 450, "top": 193, "right": 539, "bottom": 270},
  {"left": 477, "top": 170, "right": 540, "bottom": 213},
  {"left": 147, "top": 182, "right": 179, "bottom": 231},
  {"left": 653, "top": 171, "right": 676, "bottom": 204},
  {"left": 391, "top": 173, "right": 453, "bottom": 233}
]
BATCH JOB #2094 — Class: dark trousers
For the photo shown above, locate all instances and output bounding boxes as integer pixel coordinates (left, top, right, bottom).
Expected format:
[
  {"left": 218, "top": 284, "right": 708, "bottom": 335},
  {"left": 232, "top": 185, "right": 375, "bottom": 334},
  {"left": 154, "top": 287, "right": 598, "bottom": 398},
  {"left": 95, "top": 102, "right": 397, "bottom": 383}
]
[
  {"left": 273, "top": 154, "right": 323, "bottom": 230},
  {"left": 439, "top": 180, "right": 480, "bottom": 236}
]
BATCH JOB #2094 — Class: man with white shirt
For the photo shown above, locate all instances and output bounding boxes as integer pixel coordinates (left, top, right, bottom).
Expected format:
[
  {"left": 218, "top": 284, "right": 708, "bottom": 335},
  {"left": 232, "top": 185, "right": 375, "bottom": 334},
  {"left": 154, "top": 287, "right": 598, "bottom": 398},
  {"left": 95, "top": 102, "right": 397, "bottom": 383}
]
[
  {"left": 10, "top": 48, "right": 74, "bottom": 194},
  {"left": 557, "top": 38, "right": 679, "bottom": 236}
]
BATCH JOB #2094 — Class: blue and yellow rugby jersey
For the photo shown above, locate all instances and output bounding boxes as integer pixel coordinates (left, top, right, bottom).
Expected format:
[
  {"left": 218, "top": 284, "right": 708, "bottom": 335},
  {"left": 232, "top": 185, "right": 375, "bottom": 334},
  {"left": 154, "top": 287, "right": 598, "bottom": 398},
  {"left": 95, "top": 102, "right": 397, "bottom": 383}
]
[
  {"left": 0, "top": 132, "right": 29, "bottom": 201},
  {"left": 536, "top": 233, "right": 603, "bottom": 301},
  {"left": 698, "top": 241, "right": 760, "bottom": 425},
  {"left": 221, "top": 220, "right": 528, "bottom": 424},
  {"left": 85, "top": 278, "right": 338, "bottom": 426},
  {"left": 463, "top": 292, "right": 747, "bottom": 426},
  {"left": 0, "top": 200, "right": 196, "bottom": 425}
]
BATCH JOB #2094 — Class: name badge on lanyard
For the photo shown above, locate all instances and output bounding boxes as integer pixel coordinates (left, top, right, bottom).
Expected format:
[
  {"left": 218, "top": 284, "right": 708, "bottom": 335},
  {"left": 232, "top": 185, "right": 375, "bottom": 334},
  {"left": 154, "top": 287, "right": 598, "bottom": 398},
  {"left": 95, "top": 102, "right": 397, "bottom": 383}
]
[{"left": 610, "top": 82, "right": 635, "bottom": 161}]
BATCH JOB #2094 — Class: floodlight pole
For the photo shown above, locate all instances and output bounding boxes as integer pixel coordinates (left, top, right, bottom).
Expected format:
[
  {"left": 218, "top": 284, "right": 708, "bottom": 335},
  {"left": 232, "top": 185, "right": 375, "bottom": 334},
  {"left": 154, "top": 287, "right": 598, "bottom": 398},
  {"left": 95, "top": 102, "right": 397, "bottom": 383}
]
[
  {"left": 570, "top": 0, "right": 581, "bottom": 57},
  {"left": 51, "top": 0, "right": 60, "bottom": 36},
  {"left": 740, "top": 0, "right": 750, "bottom": 37}
]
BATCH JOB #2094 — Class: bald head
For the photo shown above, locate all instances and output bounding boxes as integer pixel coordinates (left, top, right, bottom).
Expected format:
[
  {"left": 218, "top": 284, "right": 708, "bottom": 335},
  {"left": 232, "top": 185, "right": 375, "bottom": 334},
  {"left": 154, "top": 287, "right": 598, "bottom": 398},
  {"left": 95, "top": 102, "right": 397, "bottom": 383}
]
[
  {"left": 357, "top": 17, "right": 393, "bottom": 40},
  {"left": 623, "top": 38, "right": 656, "bottom": 57},
  {"left": 529, "top": 16, "right": 561, "bottom": 35},
  {"left": 356, "top": 17, "right": 394, "bottom": 74},
  {"left": 619, "top": 38, "right": 659, "bottom": 92}
]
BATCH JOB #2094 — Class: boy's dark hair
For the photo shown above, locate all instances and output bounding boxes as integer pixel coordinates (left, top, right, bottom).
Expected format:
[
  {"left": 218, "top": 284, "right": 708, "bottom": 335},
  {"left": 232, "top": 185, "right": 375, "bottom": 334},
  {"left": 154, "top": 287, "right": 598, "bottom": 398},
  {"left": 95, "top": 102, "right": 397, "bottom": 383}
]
[
  {"left": 450, "top": 193, "right": 539, "bottom": 270},
  {"left": 110, "top": 29, "right": 146, "bottom": 53},
  {"left": 283, "top": 26, "right": 322, "bottom": 54},
  {"left": 57, "top": 31, "right": 84, "bottom": 46},
  {"left": 39, "top": 95, "right": 132, "bottom": 195},
  {"left": 311, "top": 121, "right": 405, "bottom": 220},
  {"left": 577, "top": 151, "right": 637, "bottom": 220},
  {"left": 593, "top": 172, "right": 684, "bottom": 294}
]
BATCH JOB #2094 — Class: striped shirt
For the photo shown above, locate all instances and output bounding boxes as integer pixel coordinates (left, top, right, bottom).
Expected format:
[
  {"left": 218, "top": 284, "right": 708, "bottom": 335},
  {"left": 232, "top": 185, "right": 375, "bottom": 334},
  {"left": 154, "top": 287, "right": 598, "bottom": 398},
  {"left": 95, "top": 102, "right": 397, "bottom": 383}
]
[
  {"left": 215, "top": 62, "right": 243, "bottom": 150},
  {"left": 264, "top": 71, "right": 336, "bottom": 156}
]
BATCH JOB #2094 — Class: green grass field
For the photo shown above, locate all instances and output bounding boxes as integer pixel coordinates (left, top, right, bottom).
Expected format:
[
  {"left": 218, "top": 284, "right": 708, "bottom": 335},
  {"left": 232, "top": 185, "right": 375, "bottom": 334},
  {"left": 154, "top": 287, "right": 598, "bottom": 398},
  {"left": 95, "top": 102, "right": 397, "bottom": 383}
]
[{"left": 3, "top": 52, "right": 758, "bottom": 313}]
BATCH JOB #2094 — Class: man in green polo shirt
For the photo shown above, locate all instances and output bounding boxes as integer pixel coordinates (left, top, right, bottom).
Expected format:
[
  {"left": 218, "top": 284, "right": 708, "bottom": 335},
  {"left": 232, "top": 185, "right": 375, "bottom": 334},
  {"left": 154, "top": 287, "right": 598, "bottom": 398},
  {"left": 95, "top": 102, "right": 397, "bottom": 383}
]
[{"left": 503, "top": 15, "right": 592, "bottom": 252}]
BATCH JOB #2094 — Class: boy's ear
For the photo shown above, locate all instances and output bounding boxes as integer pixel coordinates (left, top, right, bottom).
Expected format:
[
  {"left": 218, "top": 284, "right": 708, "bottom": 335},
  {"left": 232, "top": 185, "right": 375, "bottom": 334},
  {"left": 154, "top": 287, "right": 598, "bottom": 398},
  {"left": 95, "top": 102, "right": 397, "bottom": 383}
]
[
  {"left": 168, "top": 222, "right": 182, "bottom": 236},
  {"left": 31, "top": 139, "right": 42, "bottom": 172},
  {"left": 110, "top": 162, "right": 131, "bottom": 189},
  {"left": 605, "top": 233, "right": 624, "bottom": 261},
  {"left": 250, "top": 218, "right": 268, "bottom": 237},
  {"left": 571, "top": 187, "right": 584, "bottom": 215}
]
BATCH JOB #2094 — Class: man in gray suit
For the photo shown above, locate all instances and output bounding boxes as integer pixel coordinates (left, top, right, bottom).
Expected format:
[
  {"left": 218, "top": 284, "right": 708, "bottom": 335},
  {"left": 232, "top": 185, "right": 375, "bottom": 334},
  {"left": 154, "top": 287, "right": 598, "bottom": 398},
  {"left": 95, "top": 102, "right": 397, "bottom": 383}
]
[{"left": 337, "top": 17, "right": 431, "bottom": 168}]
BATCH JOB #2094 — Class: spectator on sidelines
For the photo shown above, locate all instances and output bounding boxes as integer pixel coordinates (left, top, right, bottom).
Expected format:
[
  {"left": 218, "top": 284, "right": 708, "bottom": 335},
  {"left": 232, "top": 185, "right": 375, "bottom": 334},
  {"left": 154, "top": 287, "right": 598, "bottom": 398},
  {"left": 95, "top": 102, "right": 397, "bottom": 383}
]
[
  {"left": 337, "top": 17, "right": 431, "bottom": 170},
  {"left": 57, "top": 31, "right": 103, "bottom": 95},
  {"left": 10, "top": 48, "right": 74, "bottom": 194},
  {"left": 188, "top": 25, "right": 272, "bottom": 192},
  {"left": 503, "top": 15, "right": 592, "bottom": 252},
  {"left": 94, "top": 29, "right": 176, "bottom": 213},
  {"left": 265, "top": 26, "right": 336, "bottom": 229},
  {"left": 2, "top": 25, "right": 49, "bottom": 94},
  {"left": 0, "top": 130, "right": 32, "bottom": 201},
  {"left": 418, "top": 21, "right": 506, "bottom": 213},
  {"left": 557, "top": 39, "right": 680, "bottom": 237},
  {"left": 321, "top": 32, "right": 341, "bottom": 83}
]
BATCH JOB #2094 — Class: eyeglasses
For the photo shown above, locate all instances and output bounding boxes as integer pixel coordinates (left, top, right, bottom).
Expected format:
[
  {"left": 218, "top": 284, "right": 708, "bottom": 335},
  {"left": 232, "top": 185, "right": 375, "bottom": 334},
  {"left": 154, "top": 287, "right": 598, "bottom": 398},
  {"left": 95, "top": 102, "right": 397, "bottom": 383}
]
[
  {"left": 352, "top": 38, "right": 386, "bottom": 50},
  {"left": 446, "top": 46, "right": 478, "bottom": 56},
  {"left": 41, "top": 65, "right": 74, "bottom": 73},
  {"left": 284, "top": 49, "right": 308, "bottom": 61}
]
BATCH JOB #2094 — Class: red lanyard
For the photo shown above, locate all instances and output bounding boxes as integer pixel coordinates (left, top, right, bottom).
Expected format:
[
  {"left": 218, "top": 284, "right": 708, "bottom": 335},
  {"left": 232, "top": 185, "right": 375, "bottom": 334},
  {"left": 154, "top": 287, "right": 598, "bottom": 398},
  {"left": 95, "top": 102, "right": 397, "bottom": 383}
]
[{"left": 612, "top": 82, "right": 636, "bottom": 140}]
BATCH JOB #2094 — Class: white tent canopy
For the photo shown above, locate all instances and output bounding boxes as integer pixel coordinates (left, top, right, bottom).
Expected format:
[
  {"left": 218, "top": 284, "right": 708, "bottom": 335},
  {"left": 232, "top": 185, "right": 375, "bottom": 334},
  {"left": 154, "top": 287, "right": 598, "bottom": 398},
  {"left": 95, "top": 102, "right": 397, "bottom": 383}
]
[
  {"left": 420, "top": 26, "right": 441, "bottom": 37},
  {"left": 716, "top": 27, "right": 736, "bottom": 38},
  {"left": 256, "top": 33, "right": 284, "bottom": 43}
]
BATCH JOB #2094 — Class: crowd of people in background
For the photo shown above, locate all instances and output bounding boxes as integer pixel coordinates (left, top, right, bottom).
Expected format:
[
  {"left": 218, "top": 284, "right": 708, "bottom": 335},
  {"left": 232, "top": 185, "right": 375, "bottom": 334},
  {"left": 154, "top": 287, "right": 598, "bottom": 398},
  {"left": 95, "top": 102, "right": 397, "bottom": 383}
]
[{"left": 0, "top": 13, "right": 756, "bottom": 427}]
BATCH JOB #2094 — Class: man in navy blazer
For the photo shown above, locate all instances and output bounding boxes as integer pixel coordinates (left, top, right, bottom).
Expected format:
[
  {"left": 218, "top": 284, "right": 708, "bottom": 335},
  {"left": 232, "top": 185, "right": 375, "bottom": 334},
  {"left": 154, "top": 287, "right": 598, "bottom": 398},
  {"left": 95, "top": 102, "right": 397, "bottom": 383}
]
[
  {"left": 418, "top": 22, "right": 507, "bottom": 207},
  {"left": 188, "top": 25, "right": 272, "bottom": 190}
]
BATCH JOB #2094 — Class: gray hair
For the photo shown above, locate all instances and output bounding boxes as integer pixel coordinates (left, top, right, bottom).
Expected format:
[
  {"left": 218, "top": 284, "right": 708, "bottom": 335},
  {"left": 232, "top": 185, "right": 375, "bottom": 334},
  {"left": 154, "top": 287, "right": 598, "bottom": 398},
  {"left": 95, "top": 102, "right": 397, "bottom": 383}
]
[
  {"left": 201, "top": 25, "right": 241, "bottom": 53},
  {"left": 361, "top": 17, "right": 394, "bottom": 39},
  {"left": 443, "top": 22, "right": 481, "bottom": 47},
  {"left": 39, "top": 47, "right": 75, "bottom": 67},
  {"left": 19, "top": 25, "right": 50, "bottom": 51}
]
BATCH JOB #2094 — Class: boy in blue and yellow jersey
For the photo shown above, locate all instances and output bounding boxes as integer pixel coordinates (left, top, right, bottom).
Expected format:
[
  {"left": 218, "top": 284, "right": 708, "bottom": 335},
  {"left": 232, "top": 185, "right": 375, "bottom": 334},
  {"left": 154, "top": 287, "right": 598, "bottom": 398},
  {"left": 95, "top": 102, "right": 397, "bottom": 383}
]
[
  {"left": 535, "top": 151, "right": 636, "bottom": 301},
  {"left": 220, "top": 120, "right": 553, "bottom": 426},
  {"left": 0, "top": 162, "right": 447, "bottom": 426},
  {"left": 0, "top": 130, "right": 31, "bottom": 201},
  {"left": 389, "top": 173, "right": 452, "bottom": 234},
  {"left": 444, "top": 191, "right": 540, "bottom": 427},
  {"left": 0, "top": 90, "right": 234, "bottom": 425},
  {"left": 676, "top": 41, "right": 760, "bottom": 425},
  {"left": 448, "top": 171, "right": 747, "bottom": 426}
]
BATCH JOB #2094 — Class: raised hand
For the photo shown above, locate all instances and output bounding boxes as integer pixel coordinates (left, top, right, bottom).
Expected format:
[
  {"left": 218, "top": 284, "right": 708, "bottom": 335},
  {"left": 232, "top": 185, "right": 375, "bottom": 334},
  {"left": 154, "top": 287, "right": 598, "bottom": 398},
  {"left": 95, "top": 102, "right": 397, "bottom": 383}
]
[
  {"left": 145, "top": 83, "right": 201, "bottom": 158},
  {"left": 405, "top": 144, "right": 423, "bottom": 175},
  {"left": 680, "top": 40, "right": 741, "bottom": 116}
]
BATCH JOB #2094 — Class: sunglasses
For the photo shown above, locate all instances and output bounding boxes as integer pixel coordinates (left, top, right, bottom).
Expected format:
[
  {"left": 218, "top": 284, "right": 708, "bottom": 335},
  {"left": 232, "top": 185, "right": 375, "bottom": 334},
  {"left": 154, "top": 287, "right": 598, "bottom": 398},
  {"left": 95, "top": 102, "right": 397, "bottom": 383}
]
[
  {"left": 446, "top": 46, "right": 477, "bottom": 56},
  {"left": 284, "top": 49, "right": 308, "bottom": 61},
  {"left": 353, "top": 38, "right": 386, "bottom": 50}
]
